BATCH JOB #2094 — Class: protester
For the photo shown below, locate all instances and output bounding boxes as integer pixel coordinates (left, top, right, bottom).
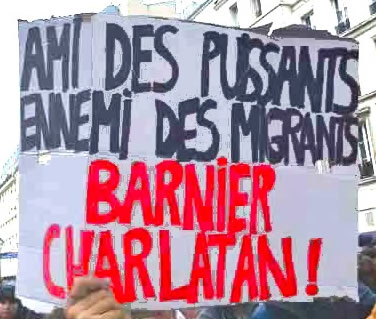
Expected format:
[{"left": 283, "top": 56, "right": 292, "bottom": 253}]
[
  {"left": 197, "top": 294, "right": 373, "bottom": 319},
  {"left": 197, "top": 258, "right": 376, "bottom": 319},
  {"left": 250, "top": 297, "right": 371, "bottom": 319},
  {"left": 194, "top": 235, "right": 376, "bottom": 319},
  {"left": 6, "top": 265, "right": 376, "bottom": 319},
  {"left": 359, "top": 252, "right": 376, "bottom": 293},
  {"left": 197, "top": 303, "right": 258, "bottom": 319},
  {"left": 197, "top": 300, "right": 359, "bottom": 319},
  {"left": 0, "top": 285, "right": 42, "bottom": 319},
  {"left": 1, "top": 277, "right": 130, "bottom": 319}
]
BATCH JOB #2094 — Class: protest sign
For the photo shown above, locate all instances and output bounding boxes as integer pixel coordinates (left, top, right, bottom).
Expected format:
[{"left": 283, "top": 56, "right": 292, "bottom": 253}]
[{"left": 17, "top": 14, "right": 359, "bottom": 310}]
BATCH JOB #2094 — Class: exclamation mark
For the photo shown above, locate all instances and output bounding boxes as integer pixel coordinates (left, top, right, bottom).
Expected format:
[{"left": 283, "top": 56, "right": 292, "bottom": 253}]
[{"left": 305, "top": 238, "right": 323, "bottom": 296}]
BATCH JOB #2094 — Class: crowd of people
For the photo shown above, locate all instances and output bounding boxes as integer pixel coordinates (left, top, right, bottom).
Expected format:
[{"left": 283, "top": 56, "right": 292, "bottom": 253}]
[
  {"left": 0, "top": 278, "right": 128, "bottom": 319},
  {"left": 192, "top": 240, "right": 376, "bottom": 319},
  {"left": 2, "top": 239, "right": 376, "bottom": 319}
]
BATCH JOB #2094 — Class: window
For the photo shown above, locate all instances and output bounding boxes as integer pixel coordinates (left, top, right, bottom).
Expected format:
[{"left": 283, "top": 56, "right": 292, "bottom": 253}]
[
  {"left": 251, "top": 0, "right": 262, "bottom": 18},
  {"left": 371, "top": 0, "right": 376, "bottom": 15},
  {"left": 332, "top": 0, "right": 350, "bottom": 33},
  {"left": 302, "top": 11, "right": 314, "bottom": 29},
  {"left": 229, "top": 3, "right": 239, "bottom": 26},
  {"left": 358, "top": 109, "right": 375, "bottom": 179},
  {"left": 367, "top": 211, "right": 375, "bottom": 226}
]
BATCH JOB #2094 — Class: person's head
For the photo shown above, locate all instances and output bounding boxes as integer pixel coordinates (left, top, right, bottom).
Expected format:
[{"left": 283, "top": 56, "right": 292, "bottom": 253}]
[
  {"left": 0, "top": 286, "right": 17, "bottom": 319},
  {"left": 358, "top": 251, "right": 376, "bottom": 291},
  {"left": 361, "top": 245, "right": 376, "bottom": 259}
]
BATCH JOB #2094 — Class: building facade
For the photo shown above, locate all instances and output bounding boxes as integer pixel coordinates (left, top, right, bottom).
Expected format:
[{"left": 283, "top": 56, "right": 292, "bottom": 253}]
[
  {"left": 0, "top": 148, "right": 19, "bottom": 281},
  {"left": 186, "top": 0, "right": 376, "bottom": 233},
  {"left": 122, "top": 0, "right": 178, "bottom": 17}
]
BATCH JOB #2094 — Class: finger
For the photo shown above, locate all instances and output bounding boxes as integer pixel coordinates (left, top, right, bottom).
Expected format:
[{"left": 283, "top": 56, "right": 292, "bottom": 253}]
[
  {"left": 77, "top": 297, "right": 121, "bottom": 319},
  {"left": 69, "top": 277, "right": 109, "bottom": 301},
  {"left": 91, "top": 309, "right": 129, "bottom": 319},
  {"left": 66, "top": 290, "right": 111, "bottom": 319}
]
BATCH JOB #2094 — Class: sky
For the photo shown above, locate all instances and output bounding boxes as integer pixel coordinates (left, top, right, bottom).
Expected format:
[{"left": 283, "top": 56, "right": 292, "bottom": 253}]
[{"left": 0, "top": 0, "right": 118, "bottom": 169}]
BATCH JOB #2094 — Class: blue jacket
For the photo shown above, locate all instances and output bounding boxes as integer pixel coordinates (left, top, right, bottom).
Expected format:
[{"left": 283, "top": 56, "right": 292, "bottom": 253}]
[
  {"left": 251, "top": 282, "right": 376, "bottom": 319},
  {"left": 197, "top": 282, "right": 376, "bottom": 319}
]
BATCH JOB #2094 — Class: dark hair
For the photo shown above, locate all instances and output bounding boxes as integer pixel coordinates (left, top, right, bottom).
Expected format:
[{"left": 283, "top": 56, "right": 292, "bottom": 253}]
[
  {"left": 358, "top": 250, "right": 376, "bottom": 292},
  {"left": 361, "top": 246, "right": 376, "bottom": 259},
  {"left": 0, "top": 285, "right": 16, "bottom": 303},
  {"left": 197, "top": 303, "right": 259, "bottom": 319}
]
